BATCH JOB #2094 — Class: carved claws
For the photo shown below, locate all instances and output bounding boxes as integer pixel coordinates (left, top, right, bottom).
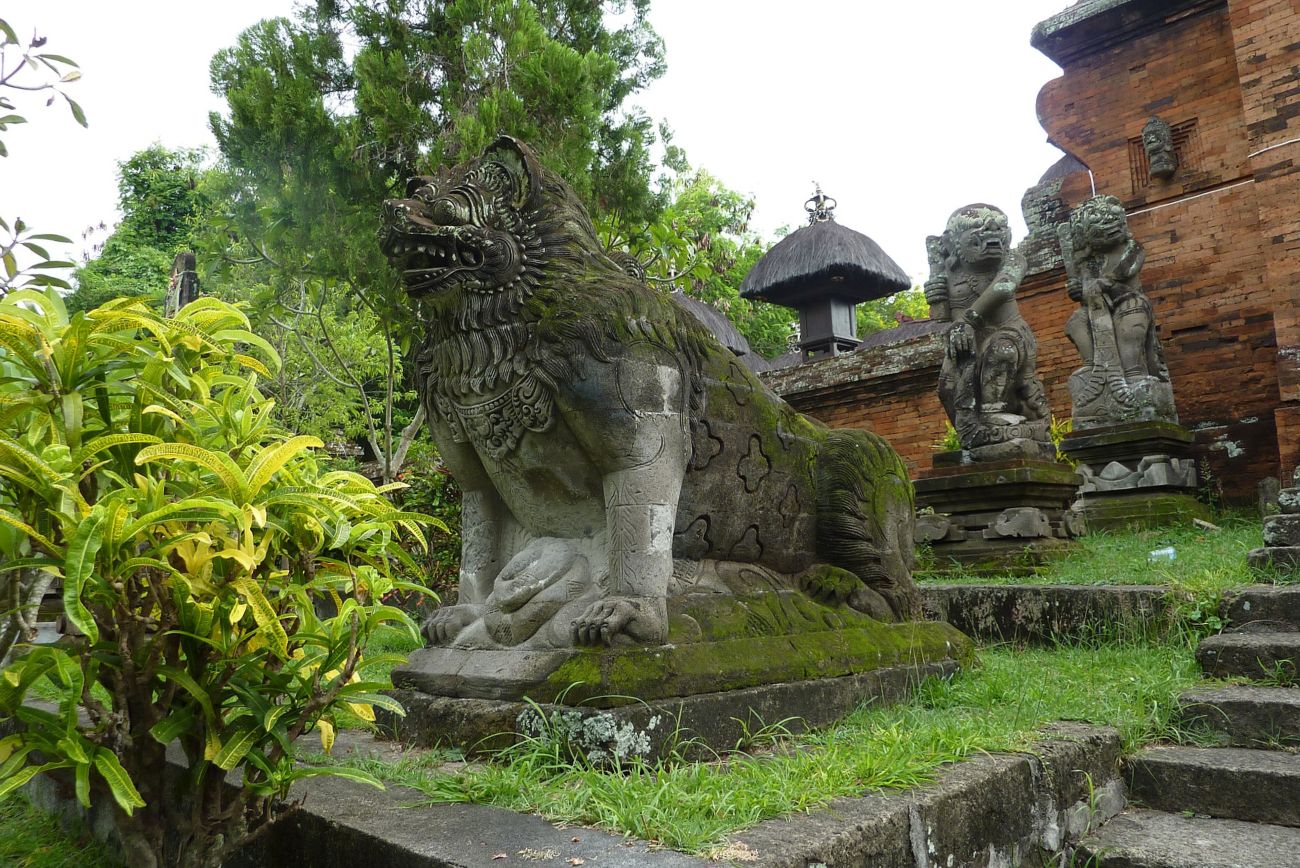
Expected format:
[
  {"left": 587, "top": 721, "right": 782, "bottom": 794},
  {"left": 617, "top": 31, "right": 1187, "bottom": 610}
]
[
  {"left": 570, "top": 596, "right": 666, "bottom": 646},
  {"left": 422, "top": 604, "right": 480, "bottom": 645}
]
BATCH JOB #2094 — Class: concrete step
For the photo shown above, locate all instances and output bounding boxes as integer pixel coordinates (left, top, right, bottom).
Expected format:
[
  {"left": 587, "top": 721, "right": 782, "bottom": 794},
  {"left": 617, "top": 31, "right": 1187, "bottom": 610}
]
[
  {"left": 1196, "top": 632, "right": 1299, "bottom": 682},
  {"left": 1222, "top": 585, "right": 1300, "bottom": 631},
  {"left": 1126, "top": 746, "right": 1300, "bottom": 826},
  {"left": 1178, "top": 686, "right": 1300, "bottom": 748},
  {"left": 1077, "top": 808, "right": 1300, "bottom": 868}
]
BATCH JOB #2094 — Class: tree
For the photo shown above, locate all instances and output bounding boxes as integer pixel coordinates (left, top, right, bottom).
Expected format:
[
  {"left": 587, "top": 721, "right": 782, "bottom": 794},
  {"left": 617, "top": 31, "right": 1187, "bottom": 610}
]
[
  {"left": 67, "top": 145, "right": 209, "bottom": 314},
  {"left": 0, "top": 291, "right": 432, "bottom": 868},
  {"left": 612, "top": 164, "right": 797, "bottom": 359},
  {"left": 204, "top": 0, "right": 669, "bottom": 481},
  {"left": 0, "top": 17, "right": 84, "bottom": 296},
  {"left": 857, "top": 288, "right": 930, "bottom": 338}
]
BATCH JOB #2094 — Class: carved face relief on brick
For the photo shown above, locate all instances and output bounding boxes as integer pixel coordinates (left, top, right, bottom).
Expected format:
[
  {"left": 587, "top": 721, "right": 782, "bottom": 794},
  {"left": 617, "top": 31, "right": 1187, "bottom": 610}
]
[{"left": 1142, "top": 116, "right": 1178, "bottom": 180}]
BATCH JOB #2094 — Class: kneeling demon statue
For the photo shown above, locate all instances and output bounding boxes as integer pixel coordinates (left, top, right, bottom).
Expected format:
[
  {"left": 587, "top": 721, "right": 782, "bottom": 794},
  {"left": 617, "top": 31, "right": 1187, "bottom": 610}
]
[
  {"left": 1059, "top": 195, "right": 1177, "bottom": 429},
  {"left": 924, "top": 204, "right": 1054, "bottom": 462},
  {"left": 381, "top": 136, "right": 920, "bottom": 651}
]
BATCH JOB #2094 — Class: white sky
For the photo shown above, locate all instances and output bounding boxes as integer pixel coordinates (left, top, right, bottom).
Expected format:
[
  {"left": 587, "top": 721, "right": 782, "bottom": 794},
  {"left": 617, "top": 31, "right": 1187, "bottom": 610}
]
[{"left": 1, "top": 0, "right": 1072, "bottom": 283}]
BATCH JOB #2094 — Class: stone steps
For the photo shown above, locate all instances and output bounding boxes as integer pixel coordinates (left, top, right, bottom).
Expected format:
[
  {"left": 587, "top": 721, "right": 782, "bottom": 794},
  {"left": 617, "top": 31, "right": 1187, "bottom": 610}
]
[
  {"left": 1195, "top": 631, "right": 1300, "bottom": 683},
  {"left": 1076, "top": 808, "right": 1300, "bottom": 868},
  {"left": 1178, "top": 686, "right": 1300, "bottom": 748},
  {"left": 1125, "top": 746, "right": 1300, "bottom": 827},
  {"left": 1221, "top": 585, "right": 1300, "bottom": 631}
]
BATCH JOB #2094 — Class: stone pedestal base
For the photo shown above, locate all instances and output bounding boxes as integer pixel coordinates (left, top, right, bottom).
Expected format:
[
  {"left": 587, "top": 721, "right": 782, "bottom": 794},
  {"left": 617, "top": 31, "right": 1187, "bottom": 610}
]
[
  {"left": 387, "top": 591, "right": 972, "bottom": 756},
  {"left": 384, "top": 658, "right": 960, "bottom": 760},
  {"left": 914, "top": 457, "right": 1083, "bottom": 571},
  {"left": 1060, "top": 420, "right": 1207, "bottom": 532}
]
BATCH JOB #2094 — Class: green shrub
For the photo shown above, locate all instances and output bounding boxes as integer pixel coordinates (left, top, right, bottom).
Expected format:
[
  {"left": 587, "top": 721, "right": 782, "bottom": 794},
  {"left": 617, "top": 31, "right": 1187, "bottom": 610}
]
[{"left": 0, "top": 291, "right": 436, "bottom": 868}]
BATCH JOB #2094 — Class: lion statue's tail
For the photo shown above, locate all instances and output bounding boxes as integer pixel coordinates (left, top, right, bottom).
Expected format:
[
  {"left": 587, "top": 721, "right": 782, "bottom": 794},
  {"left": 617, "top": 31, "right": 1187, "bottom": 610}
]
[{"left": 815, "top": 429, "right": 921, "bottom": 621}]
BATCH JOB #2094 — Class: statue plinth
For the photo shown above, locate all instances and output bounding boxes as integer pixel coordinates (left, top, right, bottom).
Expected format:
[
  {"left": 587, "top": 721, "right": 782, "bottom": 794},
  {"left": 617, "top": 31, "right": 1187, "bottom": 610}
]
[
  {"left": 1059, "top": 420, "right": 1208, "bottom": 531},
  {"left": 388, "top": 589, "right": 971, "bottom": 757},
  {"left": 914, "top": 457, "right": 1084, "bottom": 572}
]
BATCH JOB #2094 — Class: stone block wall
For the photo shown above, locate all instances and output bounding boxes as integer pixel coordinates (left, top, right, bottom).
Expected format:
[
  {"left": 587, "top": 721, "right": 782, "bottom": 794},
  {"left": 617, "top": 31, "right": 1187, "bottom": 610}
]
[{"left": 764, "top": 0, "right": 1298, "bottom": 502}]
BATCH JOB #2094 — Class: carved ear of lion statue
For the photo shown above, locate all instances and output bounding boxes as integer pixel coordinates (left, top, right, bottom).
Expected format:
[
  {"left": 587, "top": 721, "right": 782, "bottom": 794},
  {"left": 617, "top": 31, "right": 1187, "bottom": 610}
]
[{"left": 381, "top": 135, "right": 922, "bottom": 654}]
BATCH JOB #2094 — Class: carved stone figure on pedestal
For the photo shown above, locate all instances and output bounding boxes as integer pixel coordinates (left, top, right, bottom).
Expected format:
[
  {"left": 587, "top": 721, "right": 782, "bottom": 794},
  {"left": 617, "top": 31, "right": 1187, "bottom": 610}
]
[
  {"left": 1056, "top": 196, "right": 1205, "bottom": 530},
  {"left": 375, "top": 138, "right": 967, "bottom": 738},
  {"left": 924, "top": 204, "right": 1054, "bottom": 462},
  {"left": 1059, "top": 195, "right": 1177, "bottom": 429},
  {"left": 1142, "top": 116, "right": 1178, "bottom": 181}
]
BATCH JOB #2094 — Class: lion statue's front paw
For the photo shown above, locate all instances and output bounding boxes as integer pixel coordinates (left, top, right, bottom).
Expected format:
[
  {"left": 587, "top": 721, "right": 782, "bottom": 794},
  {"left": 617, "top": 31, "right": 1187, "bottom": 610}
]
[
  {"left": 571, "top": 597, "right": 666, "bottom": 646},
  {"left": 422, "top": 604, "right": 482, "bottom": 645}
]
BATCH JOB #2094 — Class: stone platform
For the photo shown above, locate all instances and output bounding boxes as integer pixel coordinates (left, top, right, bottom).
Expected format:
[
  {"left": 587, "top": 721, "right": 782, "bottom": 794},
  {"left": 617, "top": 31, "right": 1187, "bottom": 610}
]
[
  {"left": 387, "top": 590, "right": 972, "bottom": 757},
  {"left": 1060, "top": 420, "right": 1208, "bottom": 532},
  {"left": 914, "top": 456, "right": 1083, "bottom": 571}
]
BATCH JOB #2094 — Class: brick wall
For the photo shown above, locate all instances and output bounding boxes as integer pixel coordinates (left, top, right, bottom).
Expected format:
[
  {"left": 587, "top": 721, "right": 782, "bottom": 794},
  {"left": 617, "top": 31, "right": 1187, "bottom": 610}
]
[
  {"left": 762, "top": 0, "right": 1298, "bottom": 502},
  {"left": 1228, "top": 0, "right": 1300, "bottom": 473}
]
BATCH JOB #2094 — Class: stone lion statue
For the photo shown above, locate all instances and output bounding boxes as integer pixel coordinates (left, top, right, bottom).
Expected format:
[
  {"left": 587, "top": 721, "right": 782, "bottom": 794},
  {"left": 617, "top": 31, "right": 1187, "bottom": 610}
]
[
  {"left": 381, "top": 136, "right": 920, "bottom": 651},
  {"left": 1059, "top": 194, "right": 1176, "bottom": 428}
]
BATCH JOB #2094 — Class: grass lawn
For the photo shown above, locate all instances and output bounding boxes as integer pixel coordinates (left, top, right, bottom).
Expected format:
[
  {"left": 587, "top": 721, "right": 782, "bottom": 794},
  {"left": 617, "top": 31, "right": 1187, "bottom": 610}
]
[
  {"left": 918, "top": 511, "right": 1274, "bottom": 592},
  {"left": 0, "top": 793, "right": 119, "bottom": 868},
  {"left": 322, "top": 640, "right": 1202, "bottom": 854}
]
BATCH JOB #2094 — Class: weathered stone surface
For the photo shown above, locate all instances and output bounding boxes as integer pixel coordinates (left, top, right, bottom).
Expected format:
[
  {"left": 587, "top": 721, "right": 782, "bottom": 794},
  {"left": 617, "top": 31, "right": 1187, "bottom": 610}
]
[
  {"left": 1142, "top": 116, "right": 1179, "bottom": 180},
  {"left": 380, "top": 136, "right": 922, "bottom": 667},
  {"left": 1222, "top": 585, "right": 1300, "bottom": 631},
  {"left": 924, "top": 204, "right": 1055, "bottom": 462},
  {"left": 1059, "top": 419, "right": 1195, "bottom": 466},
  {"left": 385, "top": 660, "right": 960, "bottom": 761},
  {"left": 393, "top": 597, "right": 972, "bottom": 704},
  {"left": 920, "top": 583, "right": 1172, "bottom": 643},
  {"left": 1196, "top": 632, "right": 1300, "bottom": 683},
  {"left": 1060, "top": 195, "right": 1177, "bottom": 428},
  {"left": 1126, "top": 746, "right": 1300, "bottom": 827},
  {"left": 228, "top": 776, "right": 700, "bottom": 868},
  {"left": 915, "top": 513, "right": 952, "bottom": 543},
  {"left": 727, "top": 723, "right": 1122, "bottom": 868},
  {"left": 1248, "top": 546, "right": 1300, "bottom": 571},
  {"left": 1077, "top": 808, "right": 1300, "bottom": 868},
  {"left": 915, "top": 459, "right": 1081, "bottom": 568},
  {"left": 1073, "top": 488, "right": 1210, "bottom": 533},
  {"left": 987, "top": 507, "right": 1051, "bottom": 539},
  {"left": 1264, "top": 513, "right": 1300, "bottom": 547},
  {"left": 1178, "top": 686, "right": 1300, "bottom": 748}
]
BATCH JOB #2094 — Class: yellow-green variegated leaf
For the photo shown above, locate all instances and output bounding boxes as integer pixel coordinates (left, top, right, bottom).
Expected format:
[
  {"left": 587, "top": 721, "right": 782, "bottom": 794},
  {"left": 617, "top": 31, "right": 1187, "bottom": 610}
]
[
  {"left": 245, "top": 436, "right": 322, "bottom": 499},
  {"left": 231, "top": 576, "right": 288, "bottom": 659},
  {"left": 135, "top": 443, "right": 248, "bottom": 501}
]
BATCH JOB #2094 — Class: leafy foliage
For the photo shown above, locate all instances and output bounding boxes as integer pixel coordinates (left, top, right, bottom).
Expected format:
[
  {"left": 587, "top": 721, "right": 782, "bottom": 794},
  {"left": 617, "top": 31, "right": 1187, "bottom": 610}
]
[
  {"left": 200, "top": 1, "right": 670, "bottom": 480},
  {"left": 0, "top": 18, "right": 83, "bottom": 296},
  {"left": 0, "top": 292, "right": 435, "bottom": 868},
  {"left": 68, "top": 146, "right": 209, "bottom": 313},
  {"left": 610, "top": 166, "right": 795, "bottom": 359}
]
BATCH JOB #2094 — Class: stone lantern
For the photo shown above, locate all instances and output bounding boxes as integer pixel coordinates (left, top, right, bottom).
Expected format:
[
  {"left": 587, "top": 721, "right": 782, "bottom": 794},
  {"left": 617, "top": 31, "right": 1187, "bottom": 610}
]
[{"left": 740, "top": 188, "right": 910, "bottom": 361}]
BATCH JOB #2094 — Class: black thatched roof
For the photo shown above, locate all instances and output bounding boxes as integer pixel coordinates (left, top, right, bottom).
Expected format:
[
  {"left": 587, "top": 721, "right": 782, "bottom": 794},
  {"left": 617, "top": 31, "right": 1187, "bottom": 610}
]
[{"left": 740, "top": 218, "right": 910, "bottom": 307}]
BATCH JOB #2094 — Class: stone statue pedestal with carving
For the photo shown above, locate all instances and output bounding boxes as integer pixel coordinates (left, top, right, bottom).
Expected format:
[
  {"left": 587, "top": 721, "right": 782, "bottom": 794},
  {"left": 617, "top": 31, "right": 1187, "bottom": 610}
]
[
  {"left": 388, "top": 578, "right": 972, "bottom": 758},
  {"left": 1059, "top": 420, "right": 1208, "bottom": 532},
  {"left": 914, "top": 457, "right": 1084, "bottom": 572}
]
